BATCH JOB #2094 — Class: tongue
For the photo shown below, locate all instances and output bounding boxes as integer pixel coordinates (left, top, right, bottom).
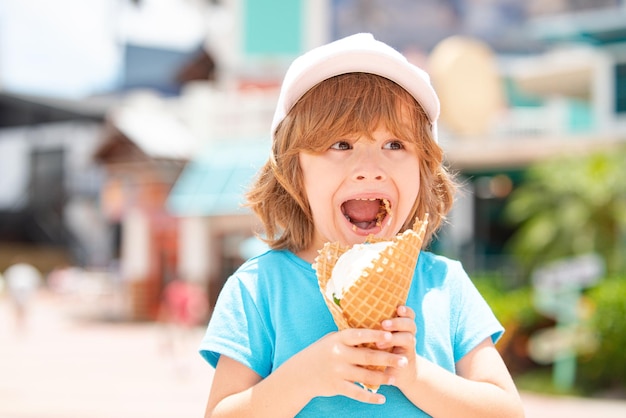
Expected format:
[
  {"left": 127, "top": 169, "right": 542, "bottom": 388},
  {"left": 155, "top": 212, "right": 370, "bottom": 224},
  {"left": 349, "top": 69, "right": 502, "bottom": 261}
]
[{"left": 342, "top": 199, "right": 381, "bottom": 228}]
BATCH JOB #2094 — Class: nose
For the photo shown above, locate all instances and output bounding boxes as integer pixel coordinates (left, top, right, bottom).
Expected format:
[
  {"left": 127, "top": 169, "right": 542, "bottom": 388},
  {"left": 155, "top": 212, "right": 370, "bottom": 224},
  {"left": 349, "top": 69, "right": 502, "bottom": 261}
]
[{"left": 352, "top": 148, "right": 386, "bottom": 181}]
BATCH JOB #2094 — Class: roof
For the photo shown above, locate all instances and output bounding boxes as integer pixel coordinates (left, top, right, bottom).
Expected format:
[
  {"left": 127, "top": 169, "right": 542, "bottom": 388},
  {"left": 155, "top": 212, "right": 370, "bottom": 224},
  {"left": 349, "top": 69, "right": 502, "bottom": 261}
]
[
  {"left": 0, "top": 92, "right": 110, "bottom": 128},
  {"left": 110, "top": 104, "right": 198, "bottom": 160},
  {"left": 167, "top": 138, "right": 270, "bottom": 216}
]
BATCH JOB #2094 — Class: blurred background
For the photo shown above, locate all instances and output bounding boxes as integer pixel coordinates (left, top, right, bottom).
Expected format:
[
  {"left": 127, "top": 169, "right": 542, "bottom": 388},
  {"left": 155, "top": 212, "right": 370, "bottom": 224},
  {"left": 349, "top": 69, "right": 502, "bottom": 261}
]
[{"left": 1, "top": 0, "right": 625, "bottom": 417}]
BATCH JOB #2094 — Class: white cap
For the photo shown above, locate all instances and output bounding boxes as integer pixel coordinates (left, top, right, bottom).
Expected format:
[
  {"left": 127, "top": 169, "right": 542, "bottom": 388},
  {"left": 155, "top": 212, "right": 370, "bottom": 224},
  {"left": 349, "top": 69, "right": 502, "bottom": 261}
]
[{"left": 271, "top": 33, "right": 440, "bottom": 142}]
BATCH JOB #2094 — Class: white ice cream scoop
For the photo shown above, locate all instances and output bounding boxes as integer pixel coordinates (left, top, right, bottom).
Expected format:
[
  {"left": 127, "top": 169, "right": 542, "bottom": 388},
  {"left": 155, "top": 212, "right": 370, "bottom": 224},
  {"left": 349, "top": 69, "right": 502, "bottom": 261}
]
[{"left": 325, "top": 241, "right": 394, "bottom": 303}]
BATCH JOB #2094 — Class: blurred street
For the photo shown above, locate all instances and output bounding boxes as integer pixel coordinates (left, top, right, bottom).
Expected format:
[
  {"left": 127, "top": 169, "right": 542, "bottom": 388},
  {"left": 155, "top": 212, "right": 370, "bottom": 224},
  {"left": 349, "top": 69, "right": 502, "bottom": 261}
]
[
  {"left": 0, "top": 290, "right": 213, "bottom": 418},
  {"left": 1, "top": 290, "right": 626, "bottom": 418}
]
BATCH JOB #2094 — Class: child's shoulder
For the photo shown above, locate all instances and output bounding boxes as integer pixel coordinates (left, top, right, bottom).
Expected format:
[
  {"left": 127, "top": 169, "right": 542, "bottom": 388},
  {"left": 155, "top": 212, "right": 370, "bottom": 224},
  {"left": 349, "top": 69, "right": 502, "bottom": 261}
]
[
  {"left": 232, "top": 249, "right": 313, "bottom": 280},
  {"left": 221, "top": 250, "right": 316, "bottom": 301},
  {"left": 241, "top": 249, "right": 309, "bottom": 267},
  {"left": 418, "top": 250, "right": 461, "bottom": 267},
  {"left": 417, "top": 251, "right": 468, "bottom": 281}
]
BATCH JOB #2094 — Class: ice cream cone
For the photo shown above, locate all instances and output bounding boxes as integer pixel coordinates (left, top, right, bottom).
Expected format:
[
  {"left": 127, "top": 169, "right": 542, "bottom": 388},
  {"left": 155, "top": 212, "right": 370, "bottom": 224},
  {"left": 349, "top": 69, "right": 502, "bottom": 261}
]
[{"left": 313, "top": 215, "right": 429, "bottom": 391}]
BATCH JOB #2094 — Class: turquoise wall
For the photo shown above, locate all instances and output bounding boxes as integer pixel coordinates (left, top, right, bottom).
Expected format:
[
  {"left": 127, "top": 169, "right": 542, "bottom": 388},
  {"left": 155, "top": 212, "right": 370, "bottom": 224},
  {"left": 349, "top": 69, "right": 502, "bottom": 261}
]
[{"left": 243, "top": 0, "right": 303, "bottom": 56}]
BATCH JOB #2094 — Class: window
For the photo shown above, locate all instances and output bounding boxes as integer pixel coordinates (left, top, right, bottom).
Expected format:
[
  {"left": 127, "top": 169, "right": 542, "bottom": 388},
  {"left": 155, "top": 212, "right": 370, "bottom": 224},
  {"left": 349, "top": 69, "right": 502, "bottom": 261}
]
[
  {"left": 615, "top": 62, "right": 626, "bottom": 114},
  {"left": 30, "top": 148, "right": 65, "bottom": 211}
]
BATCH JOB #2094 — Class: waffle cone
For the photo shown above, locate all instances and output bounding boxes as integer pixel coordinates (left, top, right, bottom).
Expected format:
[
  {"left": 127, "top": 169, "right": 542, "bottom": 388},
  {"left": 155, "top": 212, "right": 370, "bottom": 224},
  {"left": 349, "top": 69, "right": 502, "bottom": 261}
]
[{"left": 313, "top": 216, "right": 429, "bottom": 391}]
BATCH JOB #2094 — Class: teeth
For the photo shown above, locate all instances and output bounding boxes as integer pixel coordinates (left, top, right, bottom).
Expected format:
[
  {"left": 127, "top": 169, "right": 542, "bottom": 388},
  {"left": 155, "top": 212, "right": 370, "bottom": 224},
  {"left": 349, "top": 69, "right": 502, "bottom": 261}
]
[{"left": 376, "top": 198, "right": 392, "bottom": 227}]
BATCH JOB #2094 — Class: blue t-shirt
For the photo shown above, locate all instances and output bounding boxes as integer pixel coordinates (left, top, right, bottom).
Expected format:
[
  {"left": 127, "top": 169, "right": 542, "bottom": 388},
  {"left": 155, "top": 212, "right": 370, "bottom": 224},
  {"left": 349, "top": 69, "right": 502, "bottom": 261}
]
[{"left": 199, "top": 250, "right": 503, "bottom": 417}]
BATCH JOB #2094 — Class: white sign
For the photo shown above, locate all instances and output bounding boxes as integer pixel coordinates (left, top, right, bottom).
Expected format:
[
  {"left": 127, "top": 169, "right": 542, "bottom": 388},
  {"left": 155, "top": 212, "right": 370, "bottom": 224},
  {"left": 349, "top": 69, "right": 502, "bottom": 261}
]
[
  {"left": 532, "top": 254, "right": 604, "bottom": 291},
  {"left": 528, "top": 326, "right": 598, "bottom": 365}
]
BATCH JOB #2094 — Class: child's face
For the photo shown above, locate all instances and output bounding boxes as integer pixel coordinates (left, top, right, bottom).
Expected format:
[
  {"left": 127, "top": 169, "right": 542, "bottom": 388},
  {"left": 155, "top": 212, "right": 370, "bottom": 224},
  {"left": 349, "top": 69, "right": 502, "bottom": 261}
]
[{"left": 299, "top": 123, "right": 420, "bottom": 250}]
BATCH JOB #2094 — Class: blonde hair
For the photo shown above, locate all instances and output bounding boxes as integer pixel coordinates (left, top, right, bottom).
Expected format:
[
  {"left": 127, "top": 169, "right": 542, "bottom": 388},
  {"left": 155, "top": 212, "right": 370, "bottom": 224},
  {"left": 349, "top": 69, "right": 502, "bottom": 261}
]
[{"left": 246, "top": 73, "right": 456, "bottom": 253}]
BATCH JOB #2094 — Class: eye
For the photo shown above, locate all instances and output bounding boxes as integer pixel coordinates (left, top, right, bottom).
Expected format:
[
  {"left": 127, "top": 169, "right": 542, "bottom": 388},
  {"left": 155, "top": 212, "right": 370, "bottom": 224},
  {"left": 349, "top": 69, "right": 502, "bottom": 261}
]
[
  {"left": 330, "top": 141, "right": 352, "bottom": 150},
  {"left": 383, "top": 140, "right": 404, "bottom": 150}
]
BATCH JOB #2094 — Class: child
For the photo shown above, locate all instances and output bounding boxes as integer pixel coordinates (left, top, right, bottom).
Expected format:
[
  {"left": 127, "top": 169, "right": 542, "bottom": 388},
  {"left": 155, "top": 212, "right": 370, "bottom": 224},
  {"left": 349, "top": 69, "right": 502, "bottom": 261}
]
[{"left": 199, "top": 33, "right": 524, "bottom": 417}]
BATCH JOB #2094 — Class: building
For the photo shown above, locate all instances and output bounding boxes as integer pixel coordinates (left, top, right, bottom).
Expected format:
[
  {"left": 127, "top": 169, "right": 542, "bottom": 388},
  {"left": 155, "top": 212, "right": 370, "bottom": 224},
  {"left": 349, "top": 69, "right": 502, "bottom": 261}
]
[
  {"left": 2, "top": 0, "right": 625, "bottom": 318},
  {"left": 0, "top": 93, "right": 111, "bottom": 273}
]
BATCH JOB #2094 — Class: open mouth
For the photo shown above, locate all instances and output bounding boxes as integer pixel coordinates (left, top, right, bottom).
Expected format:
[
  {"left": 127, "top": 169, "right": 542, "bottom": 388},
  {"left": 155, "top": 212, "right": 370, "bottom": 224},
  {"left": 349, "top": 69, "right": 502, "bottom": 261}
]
[{"left": 341, "top": 198, "right": 392, "bottom": 231}]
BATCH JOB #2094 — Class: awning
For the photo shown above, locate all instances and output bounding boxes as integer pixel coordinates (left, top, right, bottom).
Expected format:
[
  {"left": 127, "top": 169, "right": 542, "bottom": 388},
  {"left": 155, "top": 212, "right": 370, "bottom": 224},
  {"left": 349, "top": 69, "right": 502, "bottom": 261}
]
[
  {"left": 167, "top": 138, "right": 271, "bottom": 216},
  {"left": 527, "top": 8, "right": 626, "bottom": 45}
]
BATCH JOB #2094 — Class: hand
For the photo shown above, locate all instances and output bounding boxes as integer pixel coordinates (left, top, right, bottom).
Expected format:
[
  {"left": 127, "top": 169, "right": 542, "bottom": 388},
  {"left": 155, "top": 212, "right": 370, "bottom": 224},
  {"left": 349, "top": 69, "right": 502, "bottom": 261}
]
[
  {"left": 379, "top": 305, "right": 418, "bottom": 391},
  {"left": 293, "top": 328, "right": 408, "bottom": 404}
]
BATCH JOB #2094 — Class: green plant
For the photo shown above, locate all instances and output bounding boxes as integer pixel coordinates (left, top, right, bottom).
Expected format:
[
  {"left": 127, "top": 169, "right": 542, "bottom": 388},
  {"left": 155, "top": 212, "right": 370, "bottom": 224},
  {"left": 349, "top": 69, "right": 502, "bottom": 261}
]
[
  {"left": 474, "top": 276, "right": 543, "bottom": 374},
  {"left": 577, "top": 278, "right": 626, "bottom": 394},
  {"left": 504, "top": 148, "right": 626, "bottom": 277},
  {"left": 475, "top": 277, "right": 536, "bottom": 329}
]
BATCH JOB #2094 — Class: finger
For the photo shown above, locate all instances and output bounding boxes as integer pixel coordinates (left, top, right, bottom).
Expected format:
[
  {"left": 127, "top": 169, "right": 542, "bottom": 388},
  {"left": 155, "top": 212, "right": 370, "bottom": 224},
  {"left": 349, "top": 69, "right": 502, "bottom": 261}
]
[
  {"left": 387, "top": 331, "right": 417, "bottom": 355},
  {"left": 381, "top": 316, "right": 416, "bottom": 333},
  {"left": 347, "top": 345, "right": 409, "bottom": 370},
  {"left": 396, "top": 305, "right": 415, "bottom": 319},
  {"left": 348, "top": 363, "right": 396, "bottom": 386},
  {"left": 338, "top": 379, "right": 386, "bottom": 405},
  {"left": 340, "top": 328, "right": 392, "bottom": 347}
]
